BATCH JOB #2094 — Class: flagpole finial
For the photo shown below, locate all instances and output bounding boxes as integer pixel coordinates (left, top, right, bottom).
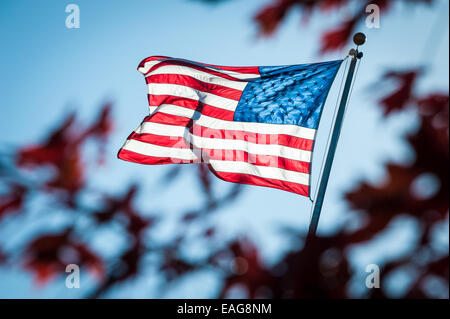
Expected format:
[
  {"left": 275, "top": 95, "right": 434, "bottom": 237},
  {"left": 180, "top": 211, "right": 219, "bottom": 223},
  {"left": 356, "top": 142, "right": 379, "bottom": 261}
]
[
  {"left": 353, "top": 32, "right": 366, "bottom": 46},
  {"left": 349, "top": 32, "right": 365, "bottom": 59}
]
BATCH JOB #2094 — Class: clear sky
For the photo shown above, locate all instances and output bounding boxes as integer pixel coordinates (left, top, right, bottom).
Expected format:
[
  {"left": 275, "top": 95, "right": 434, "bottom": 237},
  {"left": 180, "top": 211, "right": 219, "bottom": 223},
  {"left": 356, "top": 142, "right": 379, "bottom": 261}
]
[{"left": 0, "top": 0, "right": 448, "bottom": 298}]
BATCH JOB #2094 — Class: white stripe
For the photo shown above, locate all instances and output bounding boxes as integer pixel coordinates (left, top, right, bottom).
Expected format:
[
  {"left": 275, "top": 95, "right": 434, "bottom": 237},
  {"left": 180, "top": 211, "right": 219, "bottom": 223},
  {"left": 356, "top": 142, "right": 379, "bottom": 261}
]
[
  {"left": 209, "top": 160, "right": 310, "bottom": 186},
  {"left": 153, "top": 104, "right": 200, "bottom": 118},
  {"left": 149, "top": 106, "right": 158, "bottom": 115},
  {"left": 146, "top": 65, "right": 248, "bottom": 91},
  {"left": 136, "top": 121, "right": 186, "bottom": 136},
  {"left": 138, "top": 58, "right": 260, "bottom": 80},
  {"left": 135, "top": 122, "right": 312, "bottom": 162},
  {"left": 122, "top": 139, "right": 197, "bottom": 161},
  {"left": 138, "top": 60, "right": 161, "bottom": 74},
  {"left": 147, "top": 83, "right": 239, "bottom": 112},
  {"left": 149, "top": 104, "right": 317, "bottom": 140}
]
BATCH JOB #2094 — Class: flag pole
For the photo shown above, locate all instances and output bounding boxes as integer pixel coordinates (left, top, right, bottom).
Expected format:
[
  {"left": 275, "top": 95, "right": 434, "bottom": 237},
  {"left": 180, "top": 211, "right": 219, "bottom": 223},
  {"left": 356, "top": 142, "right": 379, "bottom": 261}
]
[{"left": 307, "top": 33, "right": 365, "bottom": 239}]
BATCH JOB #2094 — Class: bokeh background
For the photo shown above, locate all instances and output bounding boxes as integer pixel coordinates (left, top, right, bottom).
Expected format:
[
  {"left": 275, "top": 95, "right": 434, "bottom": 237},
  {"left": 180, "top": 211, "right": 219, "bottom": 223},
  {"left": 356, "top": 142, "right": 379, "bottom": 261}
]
[{"left": 0, "top": 0, "right": 448, "bottom": 298}]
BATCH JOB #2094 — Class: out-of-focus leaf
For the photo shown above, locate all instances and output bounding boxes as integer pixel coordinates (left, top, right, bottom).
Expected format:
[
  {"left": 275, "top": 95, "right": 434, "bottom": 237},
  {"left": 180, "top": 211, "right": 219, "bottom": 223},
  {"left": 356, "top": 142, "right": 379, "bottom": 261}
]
[
  {"left": 160, "top": 249, "right": 196, "bottom": 282},
  {"left": 23, "top": 231, "right": 104, "bottom": 285},
  {"left": 254, "top": 0, "right": 298, "bottom": 36},
  {"left": 218, "top": 238, "right": 273, "bottom": 298},
  {"left": 0, "top": 184, "right": 27, "bottom": 220},
  {"left": 320, "top": 18, "right": 358, "bottom": 54},
  {"left": 83, "top": 104, "right": 113, "bottom": 165},
  {"left": 379, "top": 70, "right": 421, "bottom": 115},
  {"left": 17, "top": 113, "right": 77, "bottom": 168}
]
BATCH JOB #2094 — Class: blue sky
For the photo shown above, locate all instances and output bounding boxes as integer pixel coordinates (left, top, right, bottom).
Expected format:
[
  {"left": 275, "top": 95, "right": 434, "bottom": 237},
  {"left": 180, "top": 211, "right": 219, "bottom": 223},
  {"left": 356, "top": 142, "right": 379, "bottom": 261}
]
[{"left": 0, "top": 0, "right": 448, "bottom": 298}]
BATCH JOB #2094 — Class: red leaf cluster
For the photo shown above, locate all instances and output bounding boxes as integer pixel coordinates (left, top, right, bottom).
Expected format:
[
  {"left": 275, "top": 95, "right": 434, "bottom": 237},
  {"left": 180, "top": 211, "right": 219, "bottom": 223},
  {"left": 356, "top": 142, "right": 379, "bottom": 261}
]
[
  {"left": 0, "top": 105, "right": 117, "bottom": 286},
  {"left": 86, "top": 185, "right": 156, "bottom": 297},
  {"left": 160, "top": 249, "right": 196, "bottom": 282},
  {"left": 23, "top": 231, "right": 104, "bottom": 285},
  {"left": 0, "top": 184, "right": 27, "bottom": 220},
  {"left": 254, "top": 0, "right": 298, "bottom": 36},
  {"left": 16, "top": 105, "right": 113, "bottom": 204},
  {"left": 379, "top": 70, "right": 421, "bottom": 115},
  {"left": 217, "top": 239, "right": 273, "bottom": 298},
  {"left": 254, "top": 0, "right": 354, "bottom": 37},
  {"left": 345, "top": 86, "right": 448, "bottom": 297},
  {"left": 253, "top": 0, "right": 432, "bottom": 54},
  {"left": 320, "top": 18, "right": 358, "bottom": 54}
]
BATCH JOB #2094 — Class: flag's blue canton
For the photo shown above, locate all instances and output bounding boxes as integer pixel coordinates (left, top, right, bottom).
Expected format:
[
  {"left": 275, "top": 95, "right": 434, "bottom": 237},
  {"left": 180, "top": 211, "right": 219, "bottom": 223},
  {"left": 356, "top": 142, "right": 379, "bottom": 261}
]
[{"left": 233, "top": 60, "right": 342, "bottom": 129}]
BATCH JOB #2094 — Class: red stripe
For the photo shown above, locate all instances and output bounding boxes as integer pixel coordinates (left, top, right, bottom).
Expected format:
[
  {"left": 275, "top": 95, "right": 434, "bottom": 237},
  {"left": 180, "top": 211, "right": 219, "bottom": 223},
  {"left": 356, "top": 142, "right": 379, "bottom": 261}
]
[
  {"left": 213, "top": 171, "right": 309, "bottom": 196},
  {"left": 197, "top": 62, "right": 259, "bottom": 74},
  {"left": 147, "top": 112, "right": 191, "bottom": 127},
  {"left": 127, "top": 133, "right": 311, "bottom": 174},
  {"left": 118, "top": 148, "right": 195, "bottom": 165},
  {"left": 146, "top": 74, "right": 243, "bottom": 101},
  {"left": 145, "top": 60, "right": 255, "bottom": 81},
  {"left": 147, "top": 95, "right": 235, "bottom": 120},
  {"left": 128, "top": 133, "right": 188, "bottom": 148},
  {"left": 139, "top": 56, "right": 259, "bottom": 76},
  {"left": 143, "top": 113, "right": 313, "bottom": 152}
]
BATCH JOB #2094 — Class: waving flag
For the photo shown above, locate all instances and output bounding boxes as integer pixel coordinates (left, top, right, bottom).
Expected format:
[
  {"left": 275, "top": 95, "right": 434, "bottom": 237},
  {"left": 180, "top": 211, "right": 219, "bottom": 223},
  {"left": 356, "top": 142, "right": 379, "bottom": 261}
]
[{"left": 118, "top": 56, "right": 342, "bottom": 196}]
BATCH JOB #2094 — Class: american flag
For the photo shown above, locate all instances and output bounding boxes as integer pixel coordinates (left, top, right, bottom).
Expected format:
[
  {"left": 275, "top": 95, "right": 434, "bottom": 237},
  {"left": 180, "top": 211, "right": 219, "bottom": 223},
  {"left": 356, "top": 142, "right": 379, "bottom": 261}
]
[{"left": 118, "top": 56, "right": 342, "bottom": 197}]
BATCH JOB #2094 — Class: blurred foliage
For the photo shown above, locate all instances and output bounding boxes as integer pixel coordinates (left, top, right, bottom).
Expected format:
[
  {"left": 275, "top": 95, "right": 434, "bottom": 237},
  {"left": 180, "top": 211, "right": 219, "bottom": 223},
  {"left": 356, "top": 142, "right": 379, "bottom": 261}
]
[{"left": 0, "top": 0, "right": 448, "bottom": 298}]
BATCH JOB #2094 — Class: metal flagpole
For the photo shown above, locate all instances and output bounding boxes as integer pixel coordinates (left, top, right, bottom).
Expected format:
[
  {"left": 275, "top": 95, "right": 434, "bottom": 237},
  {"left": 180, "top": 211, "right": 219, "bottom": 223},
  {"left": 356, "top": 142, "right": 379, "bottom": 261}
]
[{"left": 307, "top": 32, "right": 366, "bottom": 239}]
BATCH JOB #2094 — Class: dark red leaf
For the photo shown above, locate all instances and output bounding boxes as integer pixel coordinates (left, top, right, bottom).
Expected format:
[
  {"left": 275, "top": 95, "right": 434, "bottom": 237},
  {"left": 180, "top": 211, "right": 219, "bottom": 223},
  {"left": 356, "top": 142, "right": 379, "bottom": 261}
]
[
  {"left": 320, "top": 18, "right": 358, "bottom": 54},
  {"left": 23, "top": 231, "right": 104, "bottom": 285},
  {"left": 82, "top": 104, "right": 114, "bottom": 165},
  {"left": 254, "top": 0, "right": 297, "bottom": 36},
  {"left": 17, "top": 113, "right": 77, "bottom": 167},
  {"left": 379, "top": 70, "right": 420, "bottom": 115},
  {"left": 0, "top": 184, "right": 27, "bottom": 220}
]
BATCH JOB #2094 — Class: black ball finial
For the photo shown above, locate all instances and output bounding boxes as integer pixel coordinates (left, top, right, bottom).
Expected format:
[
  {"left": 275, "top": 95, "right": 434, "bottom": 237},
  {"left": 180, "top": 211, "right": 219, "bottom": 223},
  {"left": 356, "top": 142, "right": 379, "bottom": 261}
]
[{"left": 353, "top": 32, "right": 366, "bottom": 46}]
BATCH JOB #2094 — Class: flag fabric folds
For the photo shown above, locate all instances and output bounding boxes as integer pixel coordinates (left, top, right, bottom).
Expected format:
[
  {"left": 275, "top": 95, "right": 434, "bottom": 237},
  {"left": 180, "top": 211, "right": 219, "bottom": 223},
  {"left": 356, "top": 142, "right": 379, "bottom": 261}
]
[{"left": 118, "top": 56, "right": 342, "bottom": 196}]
